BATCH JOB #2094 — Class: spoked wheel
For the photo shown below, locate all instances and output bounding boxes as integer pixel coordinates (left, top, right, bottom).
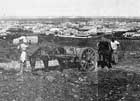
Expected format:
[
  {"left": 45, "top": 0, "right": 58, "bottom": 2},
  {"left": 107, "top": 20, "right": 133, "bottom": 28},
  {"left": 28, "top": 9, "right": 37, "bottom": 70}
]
[{"left": 80, "top": 48, "right": 97, "bottom": 71}]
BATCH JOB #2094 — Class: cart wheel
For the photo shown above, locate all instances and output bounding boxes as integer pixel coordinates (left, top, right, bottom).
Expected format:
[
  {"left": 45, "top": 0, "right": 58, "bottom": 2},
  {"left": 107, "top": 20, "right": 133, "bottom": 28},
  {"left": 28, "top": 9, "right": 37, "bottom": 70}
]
[{"left": 80, "top": 48, "right": 97, "bottom": 71}]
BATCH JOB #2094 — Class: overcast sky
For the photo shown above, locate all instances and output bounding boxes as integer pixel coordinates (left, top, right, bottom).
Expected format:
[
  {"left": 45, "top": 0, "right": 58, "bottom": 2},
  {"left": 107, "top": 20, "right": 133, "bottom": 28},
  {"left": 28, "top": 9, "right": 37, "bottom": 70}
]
[{"left": 0, "top": 0, "right": 140, "bottom": 17}]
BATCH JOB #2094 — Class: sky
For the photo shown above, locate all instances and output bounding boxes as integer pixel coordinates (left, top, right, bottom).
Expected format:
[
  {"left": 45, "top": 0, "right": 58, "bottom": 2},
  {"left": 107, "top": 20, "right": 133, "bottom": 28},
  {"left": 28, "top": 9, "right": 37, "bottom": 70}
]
[{"left": 0, "top": 0, "right": 140, "bottom": 17}]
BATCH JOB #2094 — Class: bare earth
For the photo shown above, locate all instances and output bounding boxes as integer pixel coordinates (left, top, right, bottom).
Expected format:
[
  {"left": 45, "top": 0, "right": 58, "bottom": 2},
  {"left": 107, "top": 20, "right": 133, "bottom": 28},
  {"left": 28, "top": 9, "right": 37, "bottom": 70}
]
[{"left": 0, "top": 58, "right": 140, "bottom": 101}]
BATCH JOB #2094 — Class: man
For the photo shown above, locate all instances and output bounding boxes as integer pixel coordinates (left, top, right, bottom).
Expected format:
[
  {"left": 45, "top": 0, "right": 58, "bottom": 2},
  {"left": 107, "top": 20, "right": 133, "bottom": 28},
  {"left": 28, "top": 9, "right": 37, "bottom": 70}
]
[
  {"left": 17, "top": 37, "right": 28, "bottom": 75},
  {"left": 97, "top": 36, "right": 112, "bottom": 69},
  {"left": 110, "top": 38, "right": 120, "bottom": 64}
]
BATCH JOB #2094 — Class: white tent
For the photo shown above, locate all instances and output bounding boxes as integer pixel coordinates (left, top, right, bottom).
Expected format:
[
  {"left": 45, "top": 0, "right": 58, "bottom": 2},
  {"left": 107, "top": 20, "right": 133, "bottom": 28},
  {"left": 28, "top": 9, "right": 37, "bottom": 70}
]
[
  {"left": 13, "top": 36, "right": 38, "bottom": 44},
  {"left": 18, "top": 36, "right": 28, "bottom": 43}
]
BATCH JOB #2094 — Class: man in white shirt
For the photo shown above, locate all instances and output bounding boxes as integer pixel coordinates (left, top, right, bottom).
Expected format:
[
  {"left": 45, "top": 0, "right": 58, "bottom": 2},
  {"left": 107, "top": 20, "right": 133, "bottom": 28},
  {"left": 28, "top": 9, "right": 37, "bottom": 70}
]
[
  {"left": 17, "top": 38, "right": 28, "bottom": 75},
  {"left": 111, "top": 39, "right": 120, "bottom": 51},
  {"left": 110, "top": 38, "right": 120, "bottom": 64}
]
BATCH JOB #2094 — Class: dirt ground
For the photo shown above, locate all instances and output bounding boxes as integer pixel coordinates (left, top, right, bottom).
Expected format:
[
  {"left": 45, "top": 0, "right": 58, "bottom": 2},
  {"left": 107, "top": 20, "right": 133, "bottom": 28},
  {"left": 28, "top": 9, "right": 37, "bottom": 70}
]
[
  {"left": 0, "top": 65, "right": 98, "bottom": 101},
  {"left": 0, "top": 57, "right": 140, "bottom": 101}
]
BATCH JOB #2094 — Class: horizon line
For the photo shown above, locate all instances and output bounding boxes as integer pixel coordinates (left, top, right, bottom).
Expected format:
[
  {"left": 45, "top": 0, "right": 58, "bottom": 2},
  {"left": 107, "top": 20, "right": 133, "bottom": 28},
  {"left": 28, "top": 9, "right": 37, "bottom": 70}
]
[{"left": 0, "top": 16, "right": 140, "bottom": 19}]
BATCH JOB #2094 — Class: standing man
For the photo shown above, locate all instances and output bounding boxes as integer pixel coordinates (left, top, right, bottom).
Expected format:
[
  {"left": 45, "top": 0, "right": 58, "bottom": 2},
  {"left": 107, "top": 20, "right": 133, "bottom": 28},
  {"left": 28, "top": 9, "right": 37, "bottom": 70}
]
[
  {"left": 17, "top": 36, "right": 28, "bottom": 75},
  {"left": 110, "top": 38, "right": 120, "bottom": 64},
  {"left": 97, "top": 36, "right": 112, "bottom": 69}
]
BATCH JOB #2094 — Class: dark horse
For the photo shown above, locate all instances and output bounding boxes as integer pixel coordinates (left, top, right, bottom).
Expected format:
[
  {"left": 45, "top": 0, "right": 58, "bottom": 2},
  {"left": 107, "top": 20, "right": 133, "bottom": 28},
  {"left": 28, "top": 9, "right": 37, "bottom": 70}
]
[
  {"left": 29, "top": 45, "right": 66, "bottom": 72},
  {"left": 97, "top": 40, "right": 113, "bottom": 69}
]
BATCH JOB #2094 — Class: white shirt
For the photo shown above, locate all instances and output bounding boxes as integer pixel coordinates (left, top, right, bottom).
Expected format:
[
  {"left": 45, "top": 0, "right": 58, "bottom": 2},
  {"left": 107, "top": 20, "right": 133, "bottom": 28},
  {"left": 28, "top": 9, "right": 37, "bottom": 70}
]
[
  {"left": 111, "top": 40, "right": 120, "bottom": 50},
  {"left": 18, "top": 43, "right": 28, "bottom": 62},
  {"left": 18, "top": 43, "right": 28, "bottom": 51}
]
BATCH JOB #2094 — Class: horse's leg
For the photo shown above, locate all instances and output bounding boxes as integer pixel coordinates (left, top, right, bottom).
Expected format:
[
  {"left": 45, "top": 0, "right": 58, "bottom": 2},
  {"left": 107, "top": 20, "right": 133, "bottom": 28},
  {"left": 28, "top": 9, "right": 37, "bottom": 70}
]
[
  {"left": 41, "top": 56, "right": 49, "bottom": 72},
  {"left": 74, "top": 56, "right": 81, "bottom": 70},
  {"left": 57, "top": 58, "right": 64, "bottom": 72},
  {"left": 29, "top": 56, "right": 36, "bottom": 72},
  {"left": 107, "top": 53, "right": 112, "bottom": 69}
]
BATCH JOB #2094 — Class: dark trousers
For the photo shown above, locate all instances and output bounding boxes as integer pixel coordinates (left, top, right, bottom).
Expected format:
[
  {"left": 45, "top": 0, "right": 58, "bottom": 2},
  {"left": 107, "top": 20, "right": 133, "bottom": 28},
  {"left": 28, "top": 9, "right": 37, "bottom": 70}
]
[{"left": 98, "top": 51, "right": 112, "bottom": 68}]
